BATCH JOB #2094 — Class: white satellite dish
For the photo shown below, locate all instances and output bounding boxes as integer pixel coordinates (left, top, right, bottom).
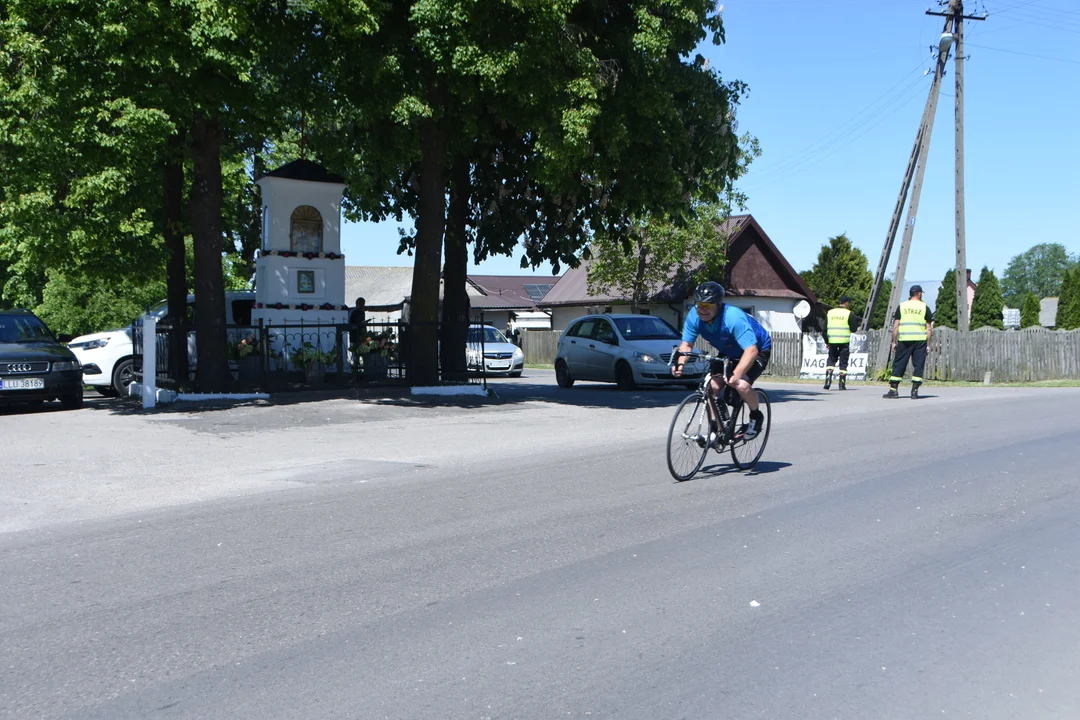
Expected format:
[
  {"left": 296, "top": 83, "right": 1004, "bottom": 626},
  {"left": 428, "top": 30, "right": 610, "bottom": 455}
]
[{"left": 793, "top": 300, "right": 811, "bottom": 320}]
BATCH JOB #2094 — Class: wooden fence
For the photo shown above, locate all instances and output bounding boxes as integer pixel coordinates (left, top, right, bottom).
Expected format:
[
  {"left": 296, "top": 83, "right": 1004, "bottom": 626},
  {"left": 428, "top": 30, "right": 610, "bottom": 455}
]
[
  {"left": 520, "top": 330, "right": 561, "bottom": 366},
  {"left": 911, "top": 326, "right": 1080, "bottom": 382},
  {"left": 524, "top": 326, "right": 1080, "bottom": 382}
]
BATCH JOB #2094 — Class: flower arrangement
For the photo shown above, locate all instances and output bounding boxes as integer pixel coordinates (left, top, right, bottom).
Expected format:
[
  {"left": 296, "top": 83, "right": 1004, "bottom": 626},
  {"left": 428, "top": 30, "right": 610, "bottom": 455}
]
[
  {"left": 233, "top": 334, "right": 266, "bottom": 359},
  {"left": 259, "top": 250, "right": 345, "bottom": 260},
  {"left": 352, "top": 329, "right": 397, "bottom": 357},
  {"left": 291, "top": 342, "right": 339, "bottom": 370}
]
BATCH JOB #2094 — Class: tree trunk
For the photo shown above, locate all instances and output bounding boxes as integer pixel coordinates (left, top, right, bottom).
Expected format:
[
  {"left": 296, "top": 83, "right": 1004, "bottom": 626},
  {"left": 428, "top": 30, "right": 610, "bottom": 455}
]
[
  {"left": 189, "top": 115, "right": 229, "bottom": 393},
  {"left": 409, "top": 86, "right": 448, "bottom": 386},
  {"left": 631, "top": 236, "right": 648, "bottom": 314},
  {"left": 441, "top": 155, "right": 471, "bottom": 381},
  {"left": 163, "top": 130, "right": 189, "bottom": 389},
  {"left": 241, "top": 148, "right": 267, "bottom": 277}
]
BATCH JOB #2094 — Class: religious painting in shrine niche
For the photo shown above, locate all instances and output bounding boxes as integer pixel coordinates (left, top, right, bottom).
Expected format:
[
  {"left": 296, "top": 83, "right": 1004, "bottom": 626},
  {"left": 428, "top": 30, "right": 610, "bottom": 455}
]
[{"left": 290, "top": 205, "right": 323, "bottom": 254}]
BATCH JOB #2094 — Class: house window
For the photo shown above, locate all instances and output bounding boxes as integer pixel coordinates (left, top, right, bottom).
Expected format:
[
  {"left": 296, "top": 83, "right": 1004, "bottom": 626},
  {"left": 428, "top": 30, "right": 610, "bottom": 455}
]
[{"left": 290, "top": 205, "right": 323, "bottom": 253}]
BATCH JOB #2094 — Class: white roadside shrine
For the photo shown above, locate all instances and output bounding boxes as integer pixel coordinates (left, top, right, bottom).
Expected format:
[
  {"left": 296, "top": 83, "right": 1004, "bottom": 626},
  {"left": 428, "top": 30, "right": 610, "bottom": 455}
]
[{"left": 252, "top": 160, "right": 350, "bottom": 365}]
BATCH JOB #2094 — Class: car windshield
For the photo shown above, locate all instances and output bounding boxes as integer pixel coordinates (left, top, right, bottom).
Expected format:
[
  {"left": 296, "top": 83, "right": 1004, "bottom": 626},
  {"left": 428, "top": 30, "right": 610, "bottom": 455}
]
[
  {"left": 468, "top": 326, "right": 509, "bottom": 344},
  {"left": 612, "top": 316, "right": 680, "bottom": 340},
  {"left": 0, "top": 315, "right": 54, "bottom": 343}
]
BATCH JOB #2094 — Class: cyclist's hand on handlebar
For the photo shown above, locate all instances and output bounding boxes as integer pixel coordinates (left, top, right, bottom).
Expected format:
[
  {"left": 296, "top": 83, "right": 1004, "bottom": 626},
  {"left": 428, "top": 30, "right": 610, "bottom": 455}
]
[{"left": 670, "top": 349, "right": 686, "bottom": 377}]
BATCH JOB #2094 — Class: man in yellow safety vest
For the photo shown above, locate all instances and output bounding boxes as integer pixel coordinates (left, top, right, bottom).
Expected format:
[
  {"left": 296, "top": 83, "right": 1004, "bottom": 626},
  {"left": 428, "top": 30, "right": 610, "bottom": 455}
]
[
  {"left": 885, "top": 285, "right": 935, "bottom": 400},
  {"left": 823, "top": 296, "right": 860, "bottom": 391}
]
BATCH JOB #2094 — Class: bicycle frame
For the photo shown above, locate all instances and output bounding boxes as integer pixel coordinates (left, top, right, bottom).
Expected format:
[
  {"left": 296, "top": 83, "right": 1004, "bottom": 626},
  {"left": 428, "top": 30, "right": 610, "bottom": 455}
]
[{"left": 671, "top": 350, "right": 743, "bottom": 447}]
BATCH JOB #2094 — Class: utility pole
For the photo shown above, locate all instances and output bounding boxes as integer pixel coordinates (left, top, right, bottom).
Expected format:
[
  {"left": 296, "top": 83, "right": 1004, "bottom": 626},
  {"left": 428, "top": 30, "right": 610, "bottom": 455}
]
[
  {"left": 863, "top": 17, "right": 951, "bottom": 378},
  {"left": 864, "top": 0, "right": 986, "bottom": 353},
  {"left": 928, "top": 0, "right": 985, "bottom": 332}
]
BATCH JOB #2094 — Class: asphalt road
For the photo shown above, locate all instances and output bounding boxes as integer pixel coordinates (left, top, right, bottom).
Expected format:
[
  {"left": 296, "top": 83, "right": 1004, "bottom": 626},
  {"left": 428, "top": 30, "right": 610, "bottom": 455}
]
[{"left": 2, "top": 375, "right": 1079, "bottom": 719}]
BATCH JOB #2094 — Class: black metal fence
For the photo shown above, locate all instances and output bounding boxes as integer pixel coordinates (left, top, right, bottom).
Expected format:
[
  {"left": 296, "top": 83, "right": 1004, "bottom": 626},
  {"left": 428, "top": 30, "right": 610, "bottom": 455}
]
[{"left": 133, "top": 318, "right": 494, "bottom": 393}]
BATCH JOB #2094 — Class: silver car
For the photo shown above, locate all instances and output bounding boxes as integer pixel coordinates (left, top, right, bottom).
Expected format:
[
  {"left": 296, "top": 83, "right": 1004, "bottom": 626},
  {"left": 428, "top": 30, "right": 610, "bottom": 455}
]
[
  {"left": 467, "top": 324, "right": 525, "bottom": 377},
  {"left": 554, "top": 314, "right": 704, "bottom": 390}
]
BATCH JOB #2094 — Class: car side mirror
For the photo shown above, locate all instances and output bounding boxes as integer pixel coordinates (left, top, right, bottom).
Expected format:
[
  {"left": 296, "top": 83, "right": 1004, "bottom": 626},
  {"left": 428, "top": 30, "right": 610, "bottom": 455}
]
[
  {"left": 606, "top": 337, "right": 618, "bottom": 346},
  {"left": 58, "top": 333, "right": 73, "bottom": 343}
]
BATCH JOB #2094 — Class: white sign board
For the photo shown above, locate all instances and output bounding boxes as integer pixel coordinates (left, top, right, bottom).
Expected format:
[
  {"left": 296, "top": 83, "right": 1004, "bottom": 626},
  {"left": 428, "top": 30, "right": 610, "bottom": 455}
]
[{"left": 799, "top": 333, "right": 869, "bottom": 380}]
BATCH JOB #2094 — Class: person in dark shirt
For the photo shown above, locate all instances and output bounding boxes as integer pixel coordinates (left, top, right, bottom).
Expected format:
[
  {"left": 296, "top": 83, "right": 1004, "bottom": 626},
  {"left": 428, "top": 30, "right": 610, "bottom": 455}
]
[
  {"left": 885, "top": 285, "right": 934, "bottom": 399},
  {"left": 349, "top": 297, "right": 367, "bottom": 349}
]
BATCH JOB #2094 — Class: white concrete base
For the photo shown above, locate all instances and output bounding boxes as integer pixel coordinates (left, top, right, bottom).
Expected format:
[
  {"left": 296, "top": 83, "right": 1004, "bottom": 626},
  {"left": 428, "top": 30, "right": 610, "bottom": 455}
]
[
  {"left": 176, "top": 393, "right": 270, "bottom": 402},
  {"left": 410, "top": 385, "right": 493, "bottom": 397},
  {"left": 128, "top": 383, "right": 268, "bottom": 405}
]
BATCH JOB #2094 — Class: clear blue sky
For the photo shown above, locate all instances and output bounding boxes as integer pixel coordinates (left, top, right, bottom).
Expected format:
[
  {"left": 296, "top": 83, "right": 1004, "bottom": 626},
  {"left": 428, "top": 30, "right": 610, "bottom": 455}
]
[{"left": 340, "top": 0, "right": 1080, "bottom": 285}]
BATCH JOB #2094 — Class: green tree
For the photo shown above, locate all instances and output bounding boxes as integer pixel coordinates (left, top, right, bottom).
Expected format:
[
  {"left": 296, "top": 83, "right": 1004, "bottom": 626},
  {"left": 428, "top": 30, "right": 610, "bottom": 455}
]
[
  {"left": 1020, "top": 293, "right": 1041, "bottom": 329},
  {"left": 314, "top": 1, "right": 749, "bottom": 385},
  {"left": 1057, "top": 268, "right": 1080, "bottom": 330},
  {"left": 801, "top": 234, "right": 871, "bottom": 307},
  {"left": 934, "top": 268, "right": 958, "bottom": 329},
  {"left": 1000, "top": 243, "right": 1078, "bottom": 306},
  {"left": 970, "top": 266, "right": 1005, "bottom": 330},
  {"left": 801, "top": 233, "right": 888, "bottom": 327},
  {"left": 586, "top": 201, "right": 734, "bottom": 313},
  {"left": 871, "top": 278, "right": 893, "bottom": 330},
  {"left": 2, "top": 0, "right": 374, "bottom": 389}
]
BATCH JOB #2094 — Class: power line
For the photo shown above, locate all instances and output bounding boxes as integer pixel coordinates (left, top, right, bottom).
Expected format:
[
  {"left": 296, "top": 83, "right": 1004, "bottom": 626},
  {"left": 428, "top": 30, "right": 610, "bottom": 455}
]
[
  {"left": 966, "top": 41, "right": 1080, "bottom": 64},
  {"left": 743, "top": 58, "right": 932, "bottom": 186}
]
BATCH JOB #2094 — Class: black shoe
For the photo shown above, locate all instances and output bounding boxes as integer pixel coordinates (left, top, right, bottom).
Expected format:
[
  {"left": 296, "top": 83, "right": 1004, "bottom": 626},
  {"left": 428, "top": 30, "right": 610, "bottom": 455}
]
[
  {"left": 823, "top": 376, "right": 832, "bottom": 390},
  {"left": 883, "top": 388, "right": 899, "bottom": 399},
  {"left": 911, "top": 387, "right": 920, "bottom": 399},
  {"left": 838, "top": 376, "right": 847, "bottom": 391}
]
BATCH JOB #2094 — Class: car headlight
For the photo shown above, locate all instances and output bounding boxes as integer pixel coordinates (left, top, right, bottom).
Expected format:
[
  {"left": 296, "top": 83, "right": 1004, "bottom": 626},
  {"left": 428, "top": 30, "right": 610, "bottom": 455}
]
[
  {"left": 52, "top": 361, "right": 80, "bottom": 372},
  {"left": 633, "top": 352, "right": 661, "bottom": 364},
  {"left": 513, "top": 347, "right": 524, "bottom": 359},
  {"left": 73, "top": 338, "right": 109, "bottom": 350}
]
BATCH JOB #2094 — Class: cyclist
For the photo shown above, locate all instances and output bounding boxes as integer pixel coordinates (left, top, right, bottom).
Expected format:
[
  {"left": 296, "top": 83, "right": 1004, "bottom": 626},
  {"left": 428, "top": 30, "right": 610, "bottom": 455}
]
[{"left": 672, "top": 281, "right": 771, "bottom": 440}]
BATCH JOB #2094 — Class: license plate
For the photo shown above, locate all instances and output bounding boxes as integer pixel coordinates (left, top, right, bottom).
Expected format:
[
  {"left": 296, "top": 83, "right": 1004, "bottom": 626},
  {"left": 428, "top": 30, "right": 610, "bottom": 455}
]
[
  {"left": 488, "top": 362, "right": 510, "bottom": 370},
  {"left": 0, "top": 377, "right": 45, "bottom": 390}
]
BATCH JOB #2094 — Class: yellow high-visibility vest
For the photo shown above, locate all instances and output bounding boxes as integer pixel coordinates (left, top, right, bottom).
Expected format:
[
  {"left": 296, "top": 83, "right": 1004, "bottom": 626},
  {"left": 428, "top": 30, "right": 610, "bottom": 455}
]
[
  {"left": 826, "top": 308, "right": 852, "bottom": 344},
  {"left": 897, "top": 299, "right": 929, "bottom": 341}
]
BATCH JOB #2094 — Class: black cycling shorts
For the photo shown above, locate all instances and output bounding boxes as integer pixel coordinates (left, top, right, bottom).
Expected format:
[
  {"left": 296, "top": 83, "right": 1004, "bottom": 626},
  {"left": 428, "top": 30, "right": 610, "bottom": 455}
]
[{"left": 710, "top": 350, "right": 771, "bottom": 384}]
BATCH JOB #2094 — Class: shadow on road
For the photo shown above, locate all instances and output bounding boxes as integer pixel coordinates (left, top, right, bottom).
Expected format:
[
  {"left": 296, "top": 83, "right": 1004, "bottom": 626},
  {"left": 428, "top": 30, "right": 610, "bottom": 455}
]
[
  {"left": 71, "top": 370, "right": 826, "bottom": 416},
  {"left": 680, "top": 459, "right": 794, "bottom": 483}
]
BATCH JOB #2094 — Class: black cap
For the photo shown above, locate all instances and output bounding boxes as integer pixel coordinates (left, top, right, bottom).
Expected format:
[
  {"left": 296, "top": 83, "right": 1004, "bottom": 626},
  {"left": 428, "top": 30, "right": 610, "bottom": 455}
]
[
  {"left": 839, "top": 295, "right": 852, "bottom": 304},
  {"left": 909, "top": 284, "right": 923, "bottom": 296}
]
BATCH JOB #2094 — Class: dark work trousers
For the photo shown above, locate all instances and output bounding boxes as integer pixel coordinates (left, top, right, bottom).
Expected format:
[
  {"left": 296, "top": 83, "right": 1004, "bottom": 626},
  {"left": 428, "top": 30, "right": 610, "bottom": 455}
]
[
  {"left": 826, "top": 343, "right": 850, "bottom": 373},
  {"left": 891, "top": 340, "right": 927, "bottom": 384}
]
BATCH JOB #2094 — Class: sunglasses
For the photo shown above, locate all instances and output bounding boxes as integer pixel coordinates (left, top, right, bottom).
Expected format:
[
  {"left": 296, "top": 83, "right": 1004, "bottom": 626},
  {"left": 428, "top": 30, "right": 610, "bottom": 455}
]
[{"left": 696, "top": 302, "right": 717, "bottom": 312}]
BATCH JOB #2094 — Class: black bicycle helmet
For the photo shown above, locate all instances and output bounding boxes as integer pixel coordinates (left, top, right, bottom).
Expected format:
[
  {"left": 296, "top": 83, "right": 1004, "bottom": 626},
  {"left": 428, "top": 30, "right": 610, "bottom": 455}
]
[{"left": 694, "top": 281, "right": 726, "bottom": 304}]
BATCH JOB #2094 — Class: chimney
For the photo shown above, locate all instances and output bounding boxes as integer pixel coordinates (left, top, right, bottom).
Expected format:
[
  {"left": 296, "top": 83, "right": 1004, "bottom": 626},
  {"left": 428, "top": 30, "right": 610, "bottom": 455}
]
[{"left": 966, "top": 268, "right": 972, "bottom": 285}]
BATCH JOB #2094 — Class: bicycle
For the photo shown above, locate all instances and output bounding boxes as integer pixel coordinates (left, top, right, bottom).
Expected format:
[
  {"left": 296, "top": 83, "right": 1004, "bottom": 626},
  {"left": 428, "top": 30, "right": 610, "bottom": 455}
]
[{"left": 665, "top": 351, "right": 772, "bottom": 481}]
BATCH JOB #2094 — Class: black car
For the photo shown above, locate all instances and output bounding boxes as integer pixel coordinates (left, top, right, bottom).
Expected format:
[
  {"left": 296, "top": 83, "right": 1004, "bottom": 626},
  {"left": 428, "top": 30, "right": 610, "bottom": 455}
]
[{"left": 0, "top": 309, "right": 83, "bottom": 410}]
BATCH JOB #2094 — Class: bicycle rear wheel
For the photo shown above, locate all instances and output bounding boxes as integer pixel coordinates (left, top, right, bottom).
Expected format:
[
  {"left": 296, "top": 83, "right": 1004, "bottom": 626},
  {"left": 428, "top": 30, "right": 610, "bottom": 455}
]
[
  {"left": 730, "top": 388, "right": 771, "bottom": 470},
  {"left": 666, "top": 392, "right": 711, "bottom": 481}
]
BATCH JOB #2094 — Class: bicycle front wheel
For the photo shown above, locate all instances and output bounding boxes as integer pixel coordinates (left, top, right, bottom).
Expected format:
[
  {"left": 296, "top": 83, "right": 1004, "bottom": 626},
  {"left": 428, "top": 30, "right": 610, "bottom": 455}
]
[
  {"left": 730, "top": 388, "right": 771, "bottom": 470},
  {"left": 667, "top": 392, "right": 711, "bottom": 481}
]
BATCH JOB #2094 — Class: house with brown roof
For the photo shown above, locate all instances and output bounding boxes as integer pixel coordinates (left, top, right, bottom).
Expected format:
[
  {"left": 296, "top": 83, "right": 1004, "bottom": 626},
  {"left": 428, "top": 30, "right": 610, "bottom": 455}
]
[
  {"left": 466, "top": 275, "right": 559, "bottom": 331},
  {"left": 344, "top": 267, "right": 560, "bottom": 329},
  {"left": 538, "top": 214, "right": 816, "bottom": 334}
]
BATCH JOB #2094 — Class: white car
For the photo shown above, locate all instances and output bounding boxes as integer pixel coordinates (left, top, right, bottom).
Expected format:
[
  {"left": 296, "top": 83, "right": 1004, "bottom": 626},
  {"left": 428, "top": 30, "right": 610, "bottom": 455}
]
[
  {"left": 67, "top": 327, "right": 135, "bottom": 396},
  {"left": 467, "top": 324, "right": 525, "bottom": 377},
  {"left": 554, "top": 314, "right": 704, "bottom": 390},
  {"left": 68, "top": 291, "right": 256, "bottom": 396}
]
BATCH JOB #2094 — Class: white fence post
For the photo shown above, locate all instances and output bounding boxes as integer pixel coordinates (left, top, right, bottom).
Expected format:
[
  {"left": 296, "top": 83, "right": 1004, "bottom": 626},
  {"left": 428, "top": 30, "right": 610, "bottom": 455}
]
[{"left": 142, "top": 313, "right": 156, "bottom": 409}]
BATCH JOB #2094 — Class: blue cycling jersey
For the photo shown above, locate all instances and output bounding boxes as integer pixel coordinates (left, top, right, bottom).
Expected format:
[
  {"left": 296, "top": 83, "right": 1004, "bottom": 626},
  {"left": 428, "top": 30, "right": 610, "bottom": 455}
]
[{"left": 682, "top": 304, "right": 772, "bottom": 357}]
